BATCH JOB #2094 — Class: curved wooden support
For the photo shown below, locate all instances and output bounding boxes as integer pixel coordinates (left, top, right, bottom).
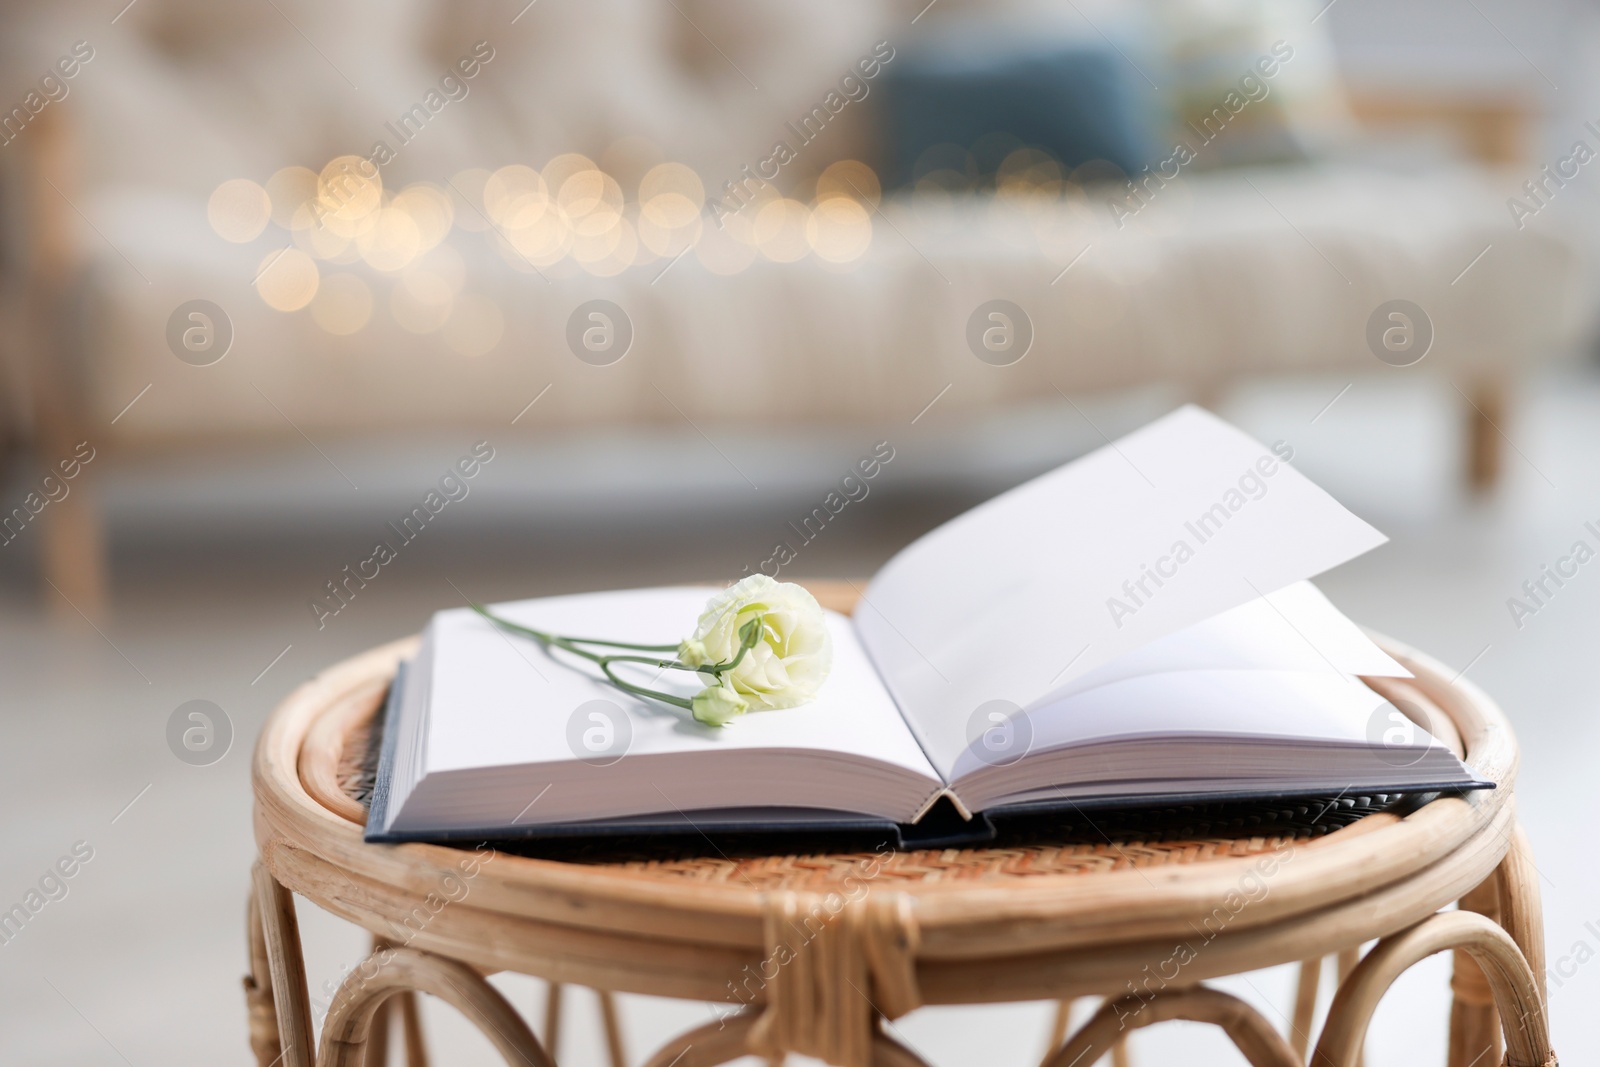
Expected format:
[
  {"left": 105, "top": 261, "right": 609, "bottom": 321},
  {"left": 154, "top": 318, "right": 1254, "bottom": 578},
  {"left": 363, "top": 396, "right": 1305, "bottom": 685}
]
[
  {"left": 1043, "top": 986, "right": 1299, "bottom": 1067},
  {"left": 366, "top": 936, "right": 426, "bottom": 1067},
  {"left": 316, "top": 947, "right": 551, "bottom": 1067},
  {"left": 1313, "top": 911, "right": 1553, "bottom": 1067},
  {"left": 641, "top": 1014, "right": 760, "bottom": 1067},
  {"left": 636, "top": 1012, "right": 932, "bottom": 1067}
]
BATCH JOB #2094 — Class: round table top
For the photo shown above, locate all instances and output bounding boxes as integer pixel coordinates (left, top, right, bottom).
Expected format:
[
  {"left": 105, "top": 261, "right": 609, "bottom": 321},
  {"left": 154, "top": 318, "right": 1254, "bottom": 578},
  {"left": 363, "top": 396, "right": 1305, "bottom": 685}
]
[{"left": 252, "top": 583, "right": 1518, "bottom": 1004}]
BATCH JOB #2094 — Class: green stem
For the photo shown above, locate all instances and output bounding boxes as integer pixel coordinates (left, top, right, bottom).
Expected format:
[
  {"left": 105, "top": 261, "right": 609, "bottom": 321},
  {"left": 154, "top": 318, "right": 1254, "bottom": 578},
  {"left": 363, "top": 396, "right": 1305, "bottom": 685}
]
[
  {"left": 599, "top": 661, "right": 694, "bottom": 710},
  {"left": 472, "top": 603, "right": 763, "bottom": 715},
  {"left": 470, "top": 605, "right": 679, "bottom": 653},
  {"left": 556, "top": 636, "right": 683, "bottom": 653}
]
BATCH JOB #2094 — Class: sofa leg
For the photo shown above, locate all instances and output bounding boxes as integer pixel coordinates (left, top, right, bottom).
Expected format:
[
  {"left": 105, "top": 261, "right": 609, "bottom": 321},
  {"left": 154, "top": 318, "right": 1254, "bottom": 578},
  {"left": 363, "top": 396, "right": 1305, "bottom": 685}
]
[
  {"left": 39, "top": 477, "right": 109, "bottom": 624},
  {"left": 1464, "top": 378, "right": 1508, "bottom": 493}
]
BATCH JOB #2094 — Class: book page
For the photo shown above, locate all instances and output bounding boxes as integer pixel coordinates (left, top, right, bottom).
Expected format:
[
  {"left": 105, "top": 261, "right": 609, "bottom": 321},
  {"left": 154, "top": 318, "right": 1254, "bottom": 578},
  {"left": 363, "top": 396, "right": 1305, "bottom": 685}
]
[
  {"left": 1044, "top": 580, "right": 1409, "bottom": 706},
  {"left": 422, "top": 587, "right": 939, "bottom": 784},
  {"left": 854, "top": 406, "right": 1389, "bottom": 777},
  {"left": 949, "top": 668, "right": 1470, "bottom": 804}
]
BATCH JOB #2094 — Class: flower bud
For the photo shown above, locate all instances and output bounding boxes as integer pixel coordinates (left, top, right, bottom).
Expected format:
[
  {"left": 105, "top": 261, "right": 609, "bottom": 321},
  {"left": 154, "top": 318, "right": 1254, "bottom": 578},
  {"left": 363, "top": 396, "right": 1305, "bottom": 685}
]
[
  {"left": 691, "top": 685, "right": 748, "bottom": 727},
  {"left": 678, "top": 638, "right": 708, "bottom": 668}
]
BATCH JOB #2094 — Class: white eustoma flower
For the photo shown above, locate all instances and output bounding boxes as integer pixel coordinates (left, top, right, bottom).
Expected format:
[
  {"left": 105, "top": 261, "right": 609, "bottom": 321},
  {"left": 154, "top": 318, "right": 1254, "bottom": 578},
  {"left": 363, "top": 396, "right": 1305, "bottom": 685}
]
[{"left": 683, "top": 575, "right": 832, "bottom": 711}]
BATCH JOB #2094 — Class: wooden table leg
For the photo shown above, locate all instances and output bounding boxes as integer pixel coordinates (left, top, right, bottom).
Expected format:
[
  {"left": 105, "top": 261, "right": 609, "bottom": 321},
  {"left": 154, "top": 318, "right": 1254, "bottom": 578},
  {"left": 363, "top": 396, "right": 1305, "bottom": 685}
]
[
  {"left": 1491, "top": 824, "right": 1548, "bottom": 1007},
  {"left": 245, "top": 887, "right": 283, "bottom": 1067},
  {"left": 1334, "top": 948, "right": 1365, "bottom": 1067},
  {"left": 1290, "top": 957, "right": 1322, "bottom": 1061},
  {"left": 598, "top": 990, "right": 628, "bottom": 1067},
  {"left": 253, "top": 862, "right": 314, "bottom": 1067},
  {"left": 1041, "top": 1000, "right": 1072, "bottom": 1066},
  {"left": 1464, "top": 375, "right": 1509, "bottom": 493},
  {"left": 1449, "top": 822, "right": 1548, "bottom": 1067},
  {"left": 543, "top": 981, "right": 564, "bottom": 1062},
  {"left": 1451, "top": 878, "right": 1502, "bottom": 1067},
  {"left": 398, "top": 992, "right": 428, "bottom": 1067},
  {"left": 365, "top": 996, "right": 390, "bottom": 1067}
]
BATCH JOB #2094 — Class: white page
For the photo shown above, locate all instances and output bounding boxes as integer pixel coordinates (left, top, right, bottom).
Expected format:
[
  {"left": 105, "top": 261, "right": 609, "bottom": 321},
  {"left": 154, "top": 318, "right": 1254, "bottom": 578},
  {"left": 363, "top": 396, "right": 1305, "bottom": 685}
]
[
  {"left": 1044, "top": 580, "right": 1408, "bottom": 706},
  {"left": 951, "top": 670, "right": 1415, "bottom": 785},
  {"left": 944, "top": 583, "right": 1414, "bottom": 787},
  {"left": 423, "top": 587, "right": 938, "bottom": 782},
  {"left": 854, "top": 406, "right": 1388, "bottom": 773}
]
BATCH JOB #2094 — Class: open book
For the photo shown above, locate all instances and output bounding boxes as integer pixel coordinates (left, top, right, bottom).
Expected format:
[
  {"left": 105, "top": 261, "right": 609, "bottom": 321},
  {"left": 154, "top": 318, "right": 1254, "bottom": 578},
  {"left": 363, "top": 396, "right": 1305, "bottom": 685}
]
[{"left": 367, "top": 407, "right": 1486, "bottom": 846}]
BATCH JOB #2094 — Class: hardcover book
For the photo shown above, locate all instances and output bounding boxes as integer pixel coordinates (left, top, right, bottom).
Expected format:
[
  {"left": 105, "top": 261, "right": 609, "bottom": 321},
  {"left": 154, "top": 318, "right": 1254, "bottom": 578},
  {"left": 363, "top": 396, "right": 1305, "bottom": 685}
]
[{"left": 365, "top": 406, "right": 1486, "bottom": 848}]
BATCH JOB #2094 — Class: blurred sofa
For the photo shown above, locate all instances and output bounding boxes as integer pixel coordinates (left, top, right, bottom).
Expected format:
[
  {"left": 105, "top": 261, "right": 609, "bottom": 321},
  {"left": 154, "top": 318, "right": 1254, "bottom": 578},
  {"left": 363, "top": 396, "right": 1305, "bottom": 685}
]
[{"left": 0, "top": 0, "right": 1587, "bottom": 614}]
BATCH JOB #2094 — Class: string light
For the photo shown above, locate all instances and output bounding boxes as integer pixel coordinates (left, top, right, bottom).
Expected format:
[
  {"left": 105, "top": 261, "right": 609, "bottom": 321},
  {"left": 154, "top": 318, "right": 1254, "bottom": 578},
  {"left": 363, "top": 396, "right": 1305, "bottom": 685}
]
[
  {"left": 255, "top": 248, "right": 319, "bottom": 311},
  {"left": 244, "top": 154, "right": 885, "bottom": 308},
  {"left": 807, "top": 196, "right": 872, "bottom": 263},
  {"left": 208, "top": 179, "right": 271, "bottom": 243}
]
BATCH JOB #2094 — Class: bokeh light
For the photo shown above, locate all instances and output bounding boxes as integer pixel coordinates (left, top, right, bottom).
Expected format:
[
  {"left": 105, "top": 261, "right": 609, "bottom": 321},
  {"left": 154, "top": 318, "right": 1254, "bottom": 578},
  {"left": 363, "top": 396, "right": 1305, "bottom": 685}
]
[
  {"left": 580, "top": 217, "right": 638, "bottom": 277},
  {"left": 542, "top": 153, "right": 597, "bottom": 200},
  {"left": 310, "top": 272, "right": 373, "bottom": 335},
  {"left": 815, "top": 160, "right": 880, "bottom": 207},
  {"left": 393, "top": 183, "right": 454, "bottom": 251},
  {"left": 251, "top": 153, "right": 889, "bottom": 279},
  {"left": 568, "top": 218, "right": 623, "bottom": 265},
  {"left": 290, "top": 202, "right": 357, "bottom": 262},
  {"left": 558, "top": 168, "right": 624, "bottom": 236},
  {"left": 640, "top": 163, "right": 704, "bottom": 212},
  {"left": 484, "top": 165, "right": 549, "bottom": 230},
  {"left": 266, "top": 166, "right": 318, "bottom": 229},
  {"left": 500, "top": 210, "right": 572, "bottom": 268},
  {"left": 357, "top": 207, "right": 423, "bottom": 272},
  {"left": 752, "top": 199, "right": 811, "bottom": 263},
  {"left": 255, "top": 248, "right": 320, "bottom": 311},
  {"left": 208, "top": 179, "right": 271, "bottom": 243},
  {"left": 317, "top": 155, "right": 383, "bottom": 222},
  {"left": 806, "top": 197, "right": 873, "bottom": 263}
]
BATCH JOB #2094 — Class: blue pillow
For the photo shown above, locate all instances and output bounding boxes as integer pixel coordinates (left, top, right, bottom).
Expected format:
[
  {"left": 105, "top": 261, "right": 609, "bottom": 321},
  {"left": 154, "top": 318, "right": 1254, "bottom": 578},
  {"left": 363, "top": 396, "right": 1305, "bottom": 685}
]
[{"left": 879, "top": 39, "right": 1156, "bottom": 187}]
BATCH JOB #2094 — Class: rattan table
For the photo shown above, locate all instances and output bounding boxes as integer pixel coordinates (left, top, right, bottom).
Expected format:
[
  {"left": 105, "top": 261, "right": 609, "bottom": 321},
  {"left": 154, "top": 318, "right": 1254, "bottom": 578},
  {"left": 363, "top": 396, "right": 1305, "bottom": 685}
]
[{"left": 246, "top": 582, "right": 1556, "bottom": 1067}]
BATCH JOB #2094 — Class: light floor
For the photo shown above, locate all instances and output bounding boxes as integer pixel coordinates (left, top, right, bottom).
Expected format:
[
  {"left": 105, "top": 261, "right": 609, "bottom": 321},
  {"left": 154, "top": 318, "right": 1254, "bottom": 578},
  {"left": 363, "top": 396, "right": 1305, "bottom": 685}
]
[{"left": 1, "top": 371, "right": 1596, "bottom": 1066}]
